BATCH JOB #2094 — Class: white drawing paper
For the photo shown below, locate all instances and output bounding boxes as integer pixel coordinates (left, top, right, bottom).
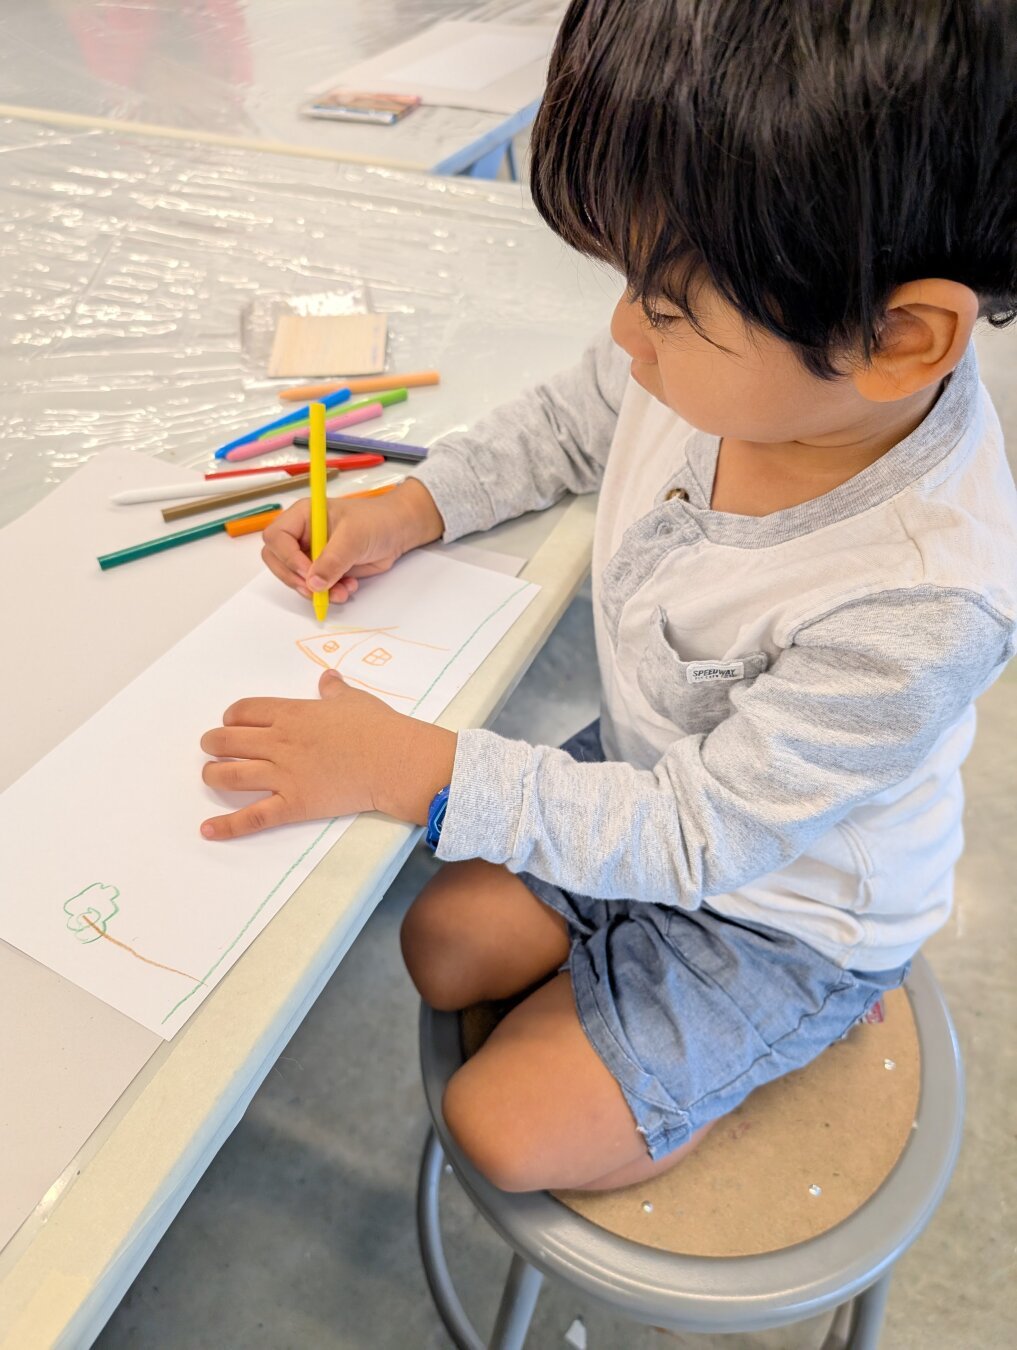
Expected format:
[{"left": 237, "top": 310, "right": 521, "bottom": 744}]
[{"left": 0, "top": 552, "right": 538, "bottom": 1038}]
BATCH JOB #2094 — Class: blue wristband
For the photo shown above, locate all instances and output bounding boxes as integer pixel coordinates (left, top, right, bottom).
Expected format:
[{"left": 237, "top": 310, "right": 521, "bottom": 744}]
[{"left": 425, "top": 785, "right": 450, "bottom": 852}]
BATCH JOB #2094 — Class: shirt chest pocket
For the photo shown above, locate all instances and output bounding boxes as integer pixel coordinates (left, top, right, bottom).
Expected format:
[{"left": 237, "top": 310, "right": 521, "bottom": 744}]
[{"left": 635, "top": 606, "right": 769, "bottom": 734}]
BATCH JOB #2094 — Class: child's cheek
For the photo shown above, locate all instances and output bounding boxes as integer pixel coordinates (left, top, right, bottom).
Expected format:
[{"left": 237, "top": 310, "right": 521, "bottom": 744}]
[{"left": 657, "top": 369, "right": 732, "bottom": 436}]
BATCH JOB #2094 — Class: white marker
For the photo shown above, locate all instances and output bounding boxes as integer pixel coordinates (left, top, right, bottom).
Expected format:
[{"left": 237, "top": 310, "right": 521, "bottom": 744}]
[{"left": 111, "top": 474, "right": 292, "bottom": 506}]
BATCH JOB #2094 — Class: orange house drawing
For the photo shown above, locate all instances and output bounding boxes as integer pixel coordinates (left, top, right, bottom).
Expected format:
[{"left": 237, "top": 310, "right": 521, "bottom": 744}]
[{"left": 296, "top": 627, "right": 449, "bottom": 702}]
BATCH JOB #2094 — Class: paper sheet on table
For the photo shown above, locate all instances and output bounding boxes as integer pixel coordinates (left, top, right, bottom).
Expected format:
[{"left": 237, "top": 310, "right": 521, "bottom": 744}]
[
  {"left": 319, "top": 22, "right": 556, "bottom": 115},
  {"left": 427, "top": 539, "right": 524, "bottom": 578},
  {"left": 0, "top": 553, "right": 538, "bottom": 1038},
  {"left": 0, "top": 449, "right": 271, "bottom": 792}
]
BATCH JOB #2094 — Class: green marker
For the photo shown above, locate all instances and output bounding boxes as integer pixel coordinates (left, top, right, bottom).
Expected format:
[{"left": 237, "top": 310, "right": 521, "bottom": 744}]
[
  {"left": 258, "top": 387, "right": 408, "bottom": 440},
  {"left": 97, "top": 504, "right": 282, "bottom": 571}
]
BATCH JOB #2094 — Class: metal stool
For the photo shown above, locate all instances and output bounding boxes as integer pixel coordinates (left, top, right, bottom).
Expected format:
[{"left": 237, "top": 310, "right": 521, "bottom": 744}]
[{"left": 415, "top": 955, "right": 963, "bottom": 1350}]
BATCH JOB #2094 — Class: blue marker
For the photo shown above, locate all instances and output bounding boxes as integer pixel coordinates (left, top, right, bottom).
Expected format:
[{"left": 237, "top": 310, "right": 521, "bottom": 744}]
[{"left": 212, "top": 388, "right": 352, "bottom": 458}]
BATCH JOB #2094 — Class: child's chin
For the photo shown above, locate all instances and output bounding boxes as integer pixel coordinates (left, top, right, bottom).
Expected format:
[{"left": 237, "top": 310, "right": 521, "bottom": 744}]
[{"left": 630, "top": 362, "right": 663, "bottom": 399}]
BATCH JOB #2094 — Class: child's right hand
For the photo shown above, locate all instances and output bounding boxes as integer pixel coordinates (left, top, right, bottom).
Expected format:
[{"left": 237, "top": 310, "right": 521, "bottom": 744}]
[{"left": 261, "top": 478, "right": 445, "bottom": 604}]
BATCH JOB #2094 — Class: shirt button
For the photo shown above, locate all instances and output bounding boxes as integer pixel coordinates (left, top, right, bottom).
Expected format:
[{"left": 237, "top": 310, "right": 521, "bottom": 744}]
[{"left": 665, "top": 487, "right": 689, "bottom": 502}]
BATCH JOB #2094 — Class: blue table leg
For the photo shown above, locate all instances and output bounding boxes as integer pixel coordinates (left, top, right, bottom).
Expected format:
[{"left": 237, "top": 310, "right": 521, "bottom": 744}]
[{"left": 431, "top": 98, "right": 540, "bottom": 179}]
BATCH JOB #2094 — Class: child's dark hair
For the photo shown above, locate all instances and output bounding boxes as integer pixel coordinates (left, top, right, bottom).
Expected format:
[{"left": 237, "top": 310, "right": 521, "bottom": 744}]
[{"left": 530, "top": 0, "right": 1017, "bottom": 377}]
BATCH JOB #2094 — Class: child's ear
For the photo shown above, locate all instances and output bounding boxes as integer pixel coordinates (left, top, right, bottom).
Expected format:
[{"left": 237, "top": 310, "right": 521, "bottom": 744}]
[{"left": 852, "top": 279, "right": 979, "bottom": 403}]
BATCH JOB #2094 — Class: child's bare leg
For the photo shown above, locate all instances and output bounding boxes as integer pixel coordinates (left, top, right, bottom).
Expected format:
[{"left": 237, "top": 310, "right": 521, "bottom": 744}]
[
  {"left": 442, "top": 970, "right": 712, "bottom": 1193},
  {"left": 574, "top": 1119, "right": 716, "bottom": 1191},
  {"left": 401, "top": 859, "right": 571, "bottom": 1011}
]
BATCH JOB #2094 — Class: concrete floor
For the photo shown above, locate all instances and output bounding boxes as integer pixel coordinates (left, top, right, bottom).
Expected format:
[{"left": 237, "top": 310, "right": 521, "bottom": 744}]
[{"left": 97, "top": 327, "right": 1016, "bottom": 1349}]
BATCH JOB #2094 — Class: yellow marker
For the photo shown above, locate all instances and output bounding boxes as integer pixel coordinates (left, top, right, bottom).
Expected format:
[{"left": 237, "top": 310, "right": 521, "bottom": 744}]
[{"left": 308, "top": 401, "right": 329, "bottom": 622}]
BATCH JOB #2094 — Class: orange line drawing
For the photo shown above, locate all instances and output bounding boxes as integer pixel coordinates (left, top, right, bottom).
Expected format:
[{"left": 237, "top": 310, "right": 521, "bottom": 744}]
[
  {"left": 81, "top": 914, "right": 200, "bottom": 984},
  {"left": 295, "top": 625, "right": 450, "bottom": 702}
]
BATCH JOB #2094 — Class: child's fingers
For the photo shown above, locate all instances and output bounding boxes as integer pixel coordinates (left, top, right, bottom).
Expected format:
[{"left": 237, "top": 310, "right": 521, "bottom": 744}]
[
  {"left": 201, "top": 757, "right": 274, "bottom": 793},
  {"left": 343, "top": 560, "right": 393, "bottom": 579},
  {"left": 304, "top": 521, "right": 370, "bottom": 593},
  {"left": 200, "top": 793, "right": 290, "bottom": 840},
  {"left": 262, "top": 504, "right": 312, "bottom": 576},
  {"left": 261, "top": 544, "right": 309, "bottom": 596},
  {"left": 199, "top": 725, "right": 269, "bottom": 759},
  {"left": 221, "top": 697, "right": 281, "bottom": 728},
  {"left": 260, "top": 547, "right": 355, "bottom": 601},
  {"left": 262, "top": 497, "right": 400, "bottom": 597},
  {"left": 326, "top": 576, "right": 358, "bottom": 603}
]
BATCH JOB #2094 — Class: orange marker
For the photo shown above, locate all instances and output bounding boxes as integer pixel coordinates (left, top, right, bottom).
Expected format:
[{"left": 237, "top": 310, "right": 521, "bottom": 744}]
[
  {"left": 278, "top": 370, "right": 440, "bottom": 402},
  {"left": 224, "top": 477, "right": 404, "bottom": 539},
  {"left": 224, "top": 508, "right": 282, "bottom": 537},
  {"left": 342, "top": 482, "right": 402, "bottom": 502}
]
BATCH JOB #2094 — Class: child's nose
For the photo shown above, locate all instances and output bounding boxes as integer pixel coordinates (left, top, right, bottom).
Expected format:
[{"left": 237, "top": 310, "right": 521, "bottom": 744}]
[{"left": 610, "top": 292, "right": 656, "bottom": 363}]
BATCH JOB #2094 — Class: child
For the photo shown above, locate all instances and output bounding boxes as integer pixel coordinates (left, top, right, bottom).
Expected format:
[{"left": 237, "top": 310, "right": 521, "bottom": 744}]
[{"left": 200, "top": 0, "right": 1017, "bottom": 1193}]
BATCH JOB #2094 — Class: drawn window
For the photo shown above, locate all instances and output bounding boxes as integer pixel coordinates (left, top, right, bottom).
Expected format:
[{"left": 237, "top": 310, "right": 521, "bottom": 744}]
[{"left": 363, "top": 647, "right": 392, "bottom": 667}]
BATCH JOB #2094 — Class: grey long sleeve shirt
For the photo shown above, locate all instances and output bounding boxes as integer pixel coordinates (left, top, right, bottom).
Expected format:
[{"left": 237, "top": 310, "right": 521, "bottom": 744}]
[{"left": 414, "top": 337, "right": 1017, "bottom": 970}]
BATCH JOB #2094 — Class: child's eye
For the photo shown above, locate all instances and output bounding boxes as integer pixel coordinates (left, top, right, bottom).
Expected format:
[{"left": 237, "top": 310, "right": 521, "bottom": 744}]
[{"left": 645, "top": 306, "right": 683, "bottom": 331}]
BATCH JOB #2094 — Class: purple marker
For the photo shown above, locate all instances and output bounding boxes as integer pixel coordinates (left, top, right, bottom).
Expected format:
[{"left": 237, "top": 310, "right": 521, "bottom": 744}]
[{"left": 291, "top": 430, "right": 429, "bottom": 463}]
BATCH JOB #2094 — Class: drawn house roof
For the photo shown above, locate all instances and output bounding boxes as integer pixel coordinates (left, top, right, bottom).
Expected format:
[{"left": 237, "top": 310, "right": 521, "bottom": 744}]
[{"left": 296, "top": 627, "right": 449, "bottom": 702}]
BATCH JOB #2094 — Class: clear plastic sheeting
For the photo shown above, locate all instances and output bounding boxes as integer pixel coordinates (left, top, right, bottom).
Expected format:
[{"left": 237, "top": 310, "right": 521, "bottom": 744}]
[
  {"left": 0, "top": 117, "right": 616, "bottom": 527},
  {"left": 0, "top": 0, "right": 566, "bottom": 170}
]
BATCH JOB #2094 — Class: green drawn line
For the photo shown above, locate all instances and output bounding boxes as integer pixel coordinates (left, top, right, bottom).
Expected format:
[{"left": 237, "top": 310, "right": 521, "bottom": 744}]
[
  {"left": 161, "top": 580, "right": 532, "bottom": 1026},
  {"left": 159, "top": 817, "right": 336, "bottom": 1025},
  {"left": 409, "top": 581, "right": 531, "bottom": 715}
]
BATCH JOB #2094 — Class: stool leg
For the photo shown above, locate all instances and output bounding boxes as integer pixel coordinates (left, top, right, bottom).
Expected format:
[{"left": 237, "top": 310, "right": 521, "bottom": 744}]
[
  {"left": 847, "top": 1270, "right": 893, "bottom": 1350},
  {"left": 489, "top": 1253, "right": 544, "bottom": 1350},
  {"left": 819, "top": 1270, "right": 894, "bottom": 1350},
  {"left": 416, "top": 1129, "right": 486, "bottom": 1350}
]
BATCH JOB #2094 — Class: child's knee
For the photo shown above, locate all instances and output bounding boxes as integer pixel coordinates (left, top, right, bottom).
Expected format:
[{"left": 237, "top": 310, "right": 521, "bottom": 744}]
[
  {"left": 442, "top": 1067, "right": 541, "bottom": 1193},
  {"left": 400, "top": 877, "right": 472, "bottom": 1011}
]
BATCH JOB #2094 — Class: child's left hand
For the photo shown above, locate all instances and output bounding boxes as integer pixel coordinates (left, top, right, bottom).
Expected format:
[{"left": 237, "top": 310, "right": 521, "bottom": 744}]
[{"left": 199, "top": 670, "right": 457, "bottom": 841}]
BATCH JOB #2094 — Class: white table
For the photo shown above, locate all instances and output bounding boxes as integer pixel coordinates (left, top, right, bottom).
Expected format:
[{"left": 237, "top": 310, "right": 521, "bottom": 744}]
[
  {"left": 0, "top": 0, "right": 565, "bottom": 175},
  {"left": 0, "top": 118, "right": 613, "bottom": 1346}
]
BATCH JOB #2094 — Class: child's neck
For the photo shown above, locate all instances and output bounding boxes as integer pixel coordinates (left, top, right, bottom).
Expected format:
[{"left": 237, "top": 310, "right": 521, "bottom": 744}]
[{"left": 710, "top": 383, "right": 942, "bottom": 517}]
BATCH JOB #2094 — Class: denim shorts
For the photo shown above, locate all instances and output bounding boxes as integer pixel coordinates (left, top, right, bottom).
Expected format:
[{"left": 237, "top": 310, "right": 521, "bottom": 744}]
[{"left": 518, "top": 722, "right": 910, "bottom": 1162}]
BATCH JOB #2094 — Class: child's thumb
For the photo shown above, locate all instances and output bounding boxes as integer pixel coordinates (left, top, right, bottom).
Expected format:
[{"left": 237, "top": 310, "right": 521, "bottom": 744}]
[
  {"left": 305, "top": 527, "right": 355, "bottom": 592},
  {"left": 318, "top": 670, "right": 346, "bottom": 699}
]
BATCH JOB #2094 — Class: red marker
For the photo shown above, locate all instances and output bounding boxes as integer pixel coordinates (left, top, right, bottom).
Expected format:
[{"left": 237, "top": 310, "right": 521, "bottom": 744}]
[{"left": 205, "top": 454, "right": 384, "bottom": 481}]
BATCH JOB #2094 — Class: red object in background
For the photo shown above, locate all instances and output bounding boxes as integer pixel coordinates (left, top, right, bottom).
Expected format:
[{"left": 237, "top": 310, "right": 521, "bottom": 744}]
[{"left": 64, "top": 0, "right": 252, "bottom": 90}]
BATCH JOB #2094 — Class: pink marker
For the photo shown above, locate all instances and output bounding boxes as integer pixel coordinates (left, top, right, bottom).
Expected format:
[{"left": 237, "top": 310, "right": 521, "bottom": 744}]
[{"left": 224, "top": 402, "right": 384, "bottom": 462}]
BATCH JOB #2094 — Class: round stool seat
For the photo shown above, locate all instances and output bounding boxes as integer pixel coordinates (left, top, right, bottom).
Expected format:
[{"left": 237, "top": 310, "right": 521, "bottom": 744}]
[
  {"left": 416, "top": 955, "right": 963, "bottom": 1349},
  {"left": 553, "top": 981, "right": 919, "bottom": 1258}
]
